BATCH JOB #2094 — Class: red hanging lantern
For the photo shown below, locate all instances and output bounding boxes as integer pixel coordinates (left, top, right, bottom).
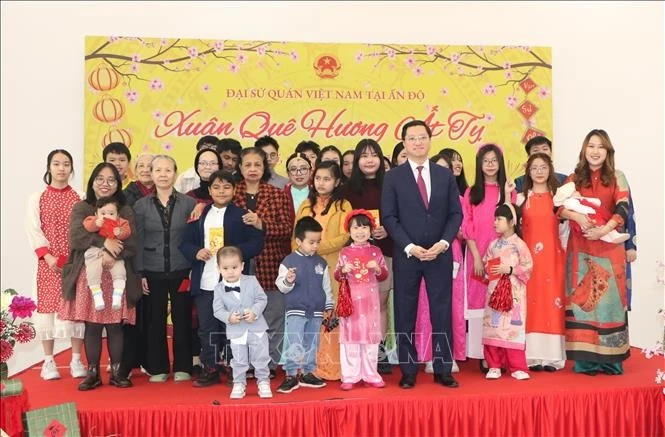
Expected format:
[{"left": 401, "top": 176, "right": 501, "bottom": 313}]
[
  {"left": 93, "top": 95, "right": 124, "bottom": 123},
  {"left": 88, "top": 64, "right": 119, "bottom": 91}
]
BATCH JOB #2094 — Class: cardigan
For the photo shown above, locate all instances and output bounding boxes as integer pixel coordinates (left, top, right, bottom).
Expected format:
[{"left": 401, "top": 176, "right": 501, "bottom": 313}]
[{"left": 233, "top": 181, "right": 293, "bottom": 292}]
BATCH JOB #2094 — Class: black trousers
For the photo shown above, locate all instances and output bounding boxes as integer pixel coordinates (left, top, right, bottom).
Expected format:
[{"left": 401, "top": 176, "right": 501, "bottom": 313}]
[
  {"left": 194, "top": 289, "right": 229, "bottom": 369},
  {"left": 393, "top": 251, "right": 454, "bottom": 376},
  {"left": 120, "top": 298, "right": 147, "bottom": 375},
  {"left": 143, "top": 275, "right": 192, "bottom": 375}
]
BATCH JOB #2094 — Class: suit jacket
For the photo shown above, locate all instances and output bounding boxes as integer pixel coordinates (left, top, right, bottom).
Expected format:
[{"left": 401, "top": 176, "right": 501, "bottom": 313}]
[
  {"left": 212, "top": 275, "right": 269, "bottom": 338},
  {"left": 233, "top": 181, "right": 293, "bottom": 292},
  {"left": 381, "top": 160, "right": 463, "bottom": 255},
  {"left": 179, "top": 203, "right": 264, "bottom": 296}
]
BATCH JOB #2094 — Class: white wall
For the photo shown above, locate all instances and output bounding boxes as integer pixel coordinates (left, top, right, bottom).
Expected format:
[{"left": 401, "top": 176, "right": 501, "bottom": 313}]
[{"left": 2, "top": 1, "right": 663, "bottom": 374}]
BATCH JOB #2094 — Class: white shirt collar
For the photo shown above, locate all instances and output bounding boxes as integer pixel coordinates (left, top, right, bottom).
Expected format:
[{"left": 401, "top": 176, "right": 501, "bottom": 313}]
[
  {"left": 223, "top": 278, "right": 240, "bottom": 287},
  {"left": 407, "top": 158, "right": 430, "bottom": 173},
  {"left": 211, "top": 204, "right": 227, "bottom": 213}
]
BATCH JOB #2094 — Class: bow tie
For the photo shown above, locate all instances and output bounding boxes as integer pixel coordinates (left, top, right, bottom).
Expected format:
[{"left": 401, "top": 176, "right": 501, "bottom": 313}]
[{"left": 225, "top": 286, "right": 240, "bottom": 293}]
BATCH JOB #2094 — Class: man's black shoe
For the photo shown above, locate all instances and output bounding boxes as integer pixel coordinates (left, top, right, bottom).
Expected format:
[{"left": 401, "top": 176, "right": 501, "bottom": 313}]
[
  {"left": 434, "top": 373, "right": 459, "bottom": 388},
  {"left": 399, "top": 374, "right": 416, "bottom": 389}
]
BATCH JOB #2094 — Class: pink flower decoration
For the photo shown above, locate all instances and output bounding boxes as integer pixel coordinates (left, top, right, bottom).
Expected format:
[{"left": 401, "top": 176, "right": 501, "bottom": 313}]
[
  {"left": 202, "top": 84, "right": 210, "bottom": 92},
  {"left": 131, "top": 53, "right": 141, "bottom": 62},
  {"left": 161, "top": 38, "right": 168, "bottom": 46},
  {"left": 506, "top": 95, "right": 518, "bottom": 107},
  {"left": 485, "top": 113, "right": 495, "bottom": 122},
  {"left": 476, "top": 65, "right": 484, "bottom": 73},
  {"left": 355, "top": 52, "right": 364, "bottom": 63},
  {"left": 450, "top": 53, "right": 460, "bottom": 64},
  {"left": 152, "top": 110, "right": 163, "bottom": 120},
  {"left": 214, "top": 41, "right": 224, "bottom": 52},
  {"left": 188, "top": 47, "right": 199, "bottom": 58},
  {"left": 457, "top": 66, "right": 464, "bottom": 75},
  {"left": 150, "top": 79, "right": 164, "bottom": 91},
  {"left": 385, "top": 48, "right": 396, "bottom": 59},
  {"left": 257, "top": 45, "right": 267, "bottom": 56},
  {"left": 538, "top": 87, "right": 550, "bottom": 99},
  {"left": 483, "top": 84, "right": 496, "bottom": 96},
  {"left": 8, "top": 296, "right": 36, "bottom": 319},
  {"left": 503, "top": 61, "right": 511, "bottom": 70},
  {"left": 236, "top": 53, "right": 248, "bottom": 64},
  {"left": 413, "top": 66, "right": 424, "bottom": 77},
  {"left": 405, "top": 56, "right": 416, "bottom": 67},
  {"left": 125, "top": 90, "right": 138, "bottom": 103},
  {"left": 162, "top": 142, "right": 173, "bottom": 152},
  {"left": 130, "top": 63, "right": 139, "bottom": 73},
  {"left": 504, "top": 71, "right": 513, "bottom": 79},
  {"left": 440, "top": 88, "right": 449, "bottom": 96},
  {"left": 0, "top": 339, "right": 13, "bottom": 362},
  {"left": 184, "top": 61, "right": 192, "bottom": 70},
  {"left": 108, "top": 36, "right": 119, "bottom": 42},
  {"left": 290, "top": 50, "right": 299, "bottom": 61},
  {"left": 229, "top": 63, "right": 239, "bottom": 73},
  {"left": 426, "top": 45, "right": 436, "bottom": 56}
]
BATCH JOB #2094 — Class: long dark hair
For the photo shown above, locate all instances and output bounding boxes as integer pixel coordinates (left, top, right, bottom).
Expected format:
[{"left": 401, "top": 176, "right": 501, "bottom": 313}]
[
  {"left": 347, "top": 139, "right": 385, "bottom": 194},
  {"left": 573, "top": 129, "right": 616, "bottom": 188},
  {"left": 86, "top": 162, "right": 126, "bottom": 206},
  {"left": 440, "top": 148, "right": 469, "bottom": 195},
  {"left": 43, "top": 149, "right": 74, "bottom": 185},
  {"left": 470, "top": 144, "right": 507, "bottom": 206},
  {"left": 522, "top": 153, "right": 560, "bottom": 196},
  {"left": 391, "top": 142, "right": 405, "bottom": 167},
  {"left": 307, "top": 161, "right": 346, "bottom": 217}
]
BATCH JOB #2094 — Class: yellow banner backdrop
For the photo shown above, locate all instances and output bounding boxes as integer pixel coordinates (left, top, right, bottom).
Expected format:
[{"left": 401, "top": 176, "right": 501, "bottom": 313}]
[{"left": 84, "top": 36, "right": 552, "bottom": 182}]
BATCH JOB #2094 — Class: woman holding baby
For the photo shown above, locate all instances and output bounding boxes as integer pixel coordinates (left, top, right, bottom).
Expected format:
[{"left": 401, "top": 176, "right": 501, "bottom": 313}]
[{"left": 558, "top": 129, "right": 631, "bottom": 376}]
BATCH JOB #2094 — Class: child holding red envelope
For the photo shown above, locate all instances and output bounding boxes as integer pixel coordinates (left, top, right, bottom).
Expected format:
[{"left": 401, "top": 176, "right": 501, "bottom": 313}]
[
  {"left": 482, "top": 203, "right": 533, "bottom": 381},
  {"left": 82, "top": 197, "right": 131, "bottom": 311}
]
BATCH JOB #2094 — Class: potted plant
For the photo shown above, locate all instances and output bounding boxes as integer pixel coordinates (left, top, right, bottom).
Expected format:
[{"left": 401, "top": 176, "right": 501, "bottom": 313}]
[{"left": 1, "top": 289, "right": 37, "bottom": 381}]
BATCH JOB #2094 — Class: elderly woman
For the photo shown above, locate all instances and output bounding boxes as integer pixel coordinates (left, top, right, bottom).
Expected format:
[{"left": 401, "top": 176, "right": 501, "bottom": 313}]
[
  {"left": 123, "top": 153, "right": 155, "bottom": 207},
  {"left": 61, "top": 162, "right": 140, "bottom": 390},
  {"left": 134, "top": 155, "right": 196, "bottom": 383},
  {"left": 233, "top": 147, "right": 293, "bottom": 376}
]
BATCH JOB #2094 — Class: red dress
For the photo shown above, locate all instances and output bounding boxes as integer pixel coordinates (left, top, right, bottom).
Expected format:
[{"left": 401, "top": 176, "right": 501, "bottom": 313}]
[{"left": 26, "top": 186, "right": 81, "bottom": 313}]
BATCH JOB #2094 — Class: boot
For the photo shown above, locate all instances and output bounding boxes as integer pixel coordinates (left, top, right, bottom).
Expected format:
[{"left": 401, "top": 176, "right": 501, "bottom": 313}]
[
  {"left": 109, "top": 363, "right": 133, "bottom": 388},
  {"left": 78, "top": 365, "right": 102, "bottom": 391}
]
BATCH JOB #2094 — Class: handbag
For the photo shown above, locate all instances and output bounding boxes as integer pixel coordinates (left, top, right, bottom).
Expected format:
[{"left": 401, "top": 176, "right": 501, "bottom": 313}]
[
  {"left": 336, "top": 275, "right": 353, "bottom": 317},
  {"left": 488, "top": 274, "right": 513, "bottom": 312}
]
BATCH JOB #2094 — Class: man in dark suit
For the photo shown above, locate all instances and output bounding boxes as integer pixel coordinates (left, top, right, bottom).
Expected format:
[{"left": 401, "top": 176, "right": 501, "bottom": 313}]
[{"left": 381, "top": 120, "right": 463, "bottom": 388}]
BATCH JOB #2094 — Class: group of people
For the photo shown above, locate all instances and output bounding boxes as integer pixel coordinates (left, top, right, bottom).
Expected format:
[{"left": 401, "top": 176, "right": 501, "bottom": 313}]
[{"left": 25, "top": 121, "right": 636, "bottom": 399}]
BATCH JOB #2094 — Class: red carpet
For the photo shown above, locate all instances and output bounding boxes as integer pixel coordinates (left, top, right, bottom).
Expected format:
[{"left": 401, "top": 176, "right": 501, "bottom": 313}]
[{"left": 10, "top": 346, "right": 664, "bottom": 437}]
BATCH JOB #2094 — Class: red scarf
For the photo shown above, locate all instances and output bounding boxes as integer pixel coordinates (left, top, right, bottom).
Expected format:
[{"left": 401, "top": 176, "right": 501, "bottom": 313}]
[{"left": 136, "top": 180, "right": 155, "bottom": 197}]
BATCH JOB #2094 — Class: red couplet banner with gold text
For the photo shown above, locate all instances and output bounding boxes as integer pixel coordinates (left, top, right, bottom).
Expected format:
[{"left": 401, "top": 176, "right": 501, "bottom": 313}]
[{"left": 84, "top": 36, "right": 552, "bottom": 181}]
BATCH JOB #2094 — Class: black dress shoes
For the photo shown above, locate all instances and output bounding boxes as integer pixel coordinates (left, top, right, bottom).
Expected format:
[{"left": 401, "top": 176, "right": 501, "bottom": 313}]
[
  {"left": 434, "top": 373, "right": 459, "bottom": 388},
  {"left": 399, "top": 374, "right": 416, "bottom": 389},
  {"left": 529, "top": 365, "right": 544, "bottom": 372},
  {"left": 543, "top": 365, "right": 557, "bottom": 372}
]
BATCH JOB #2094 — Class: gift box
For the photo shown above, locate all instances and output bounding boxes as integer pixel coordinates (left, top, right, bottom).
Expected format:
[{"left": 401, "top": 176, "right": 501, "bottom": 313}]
[
  {"left": 0, "top": 379, "right": 23, "bottom": 397},
  {"left": 23, "top": 402, "right": 80, "bottom": 437}
]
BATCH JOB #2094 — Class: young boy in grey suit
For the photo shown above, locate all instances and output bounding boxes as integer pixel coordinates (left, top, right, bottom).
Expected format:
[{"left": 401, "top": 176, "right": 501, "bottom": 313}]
[{"left": 212, "top": 246, "right": 272, "bottom": 399}]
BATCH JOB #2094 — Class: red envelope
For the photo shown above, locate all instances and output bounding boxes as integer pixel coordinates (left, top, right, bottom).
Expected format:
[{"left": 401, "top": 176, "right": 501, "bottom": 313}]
[{"left": 486, "top": 257, "right": 502, "bottom": 282}]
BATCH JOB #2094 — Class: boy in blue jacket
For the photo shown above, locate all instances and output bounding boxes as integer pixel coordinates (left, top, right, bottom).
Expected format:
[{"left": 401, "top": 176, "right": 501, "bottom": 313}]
[{"left": 180, "top": 170, "right": 264, "bottom": 387}]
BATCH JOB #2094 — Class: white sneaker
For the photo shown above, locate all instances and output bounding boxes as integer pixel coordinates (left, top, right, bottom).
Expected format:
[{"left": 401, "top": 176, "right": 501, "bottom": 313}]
[
  {"left": 424, "top": 361, "right": 434, "bottom": 374},
  {"left": 511, "top": 370, "right": 530, "bottom": 380},
  {"left": 40, "top": 360, "right": 61, "bottom": 380},
  {"left": 70, "top": 359, "right": 87, "bottom": 378},
  {"left": 485, "top": 368, "right": 502, "bottom": 380},
  {"left": 258, "top": 381, "right": 273, "bottom": 398},
  {"left": 230, "top": 383, "right": 246, "bottom": 399},
  {"left": 452, "top": 361, "right": 460, "bottom": 373}
]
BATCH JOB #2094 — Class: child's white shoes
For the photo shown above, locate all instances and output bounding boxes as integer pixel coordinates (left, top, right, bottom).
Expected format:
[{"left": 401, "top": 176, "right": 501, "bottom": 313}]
[
  {"left": 511, "top": 370, "right": 530, "bottom": 380},
  {"left": 258, "top": 381, "right": 273, "bottom": 398},
  {"left": 485, "top": 368, "right": 502, "bottom": 379},
  {"left": 230, "top": 383, "right": 246, "bottom": 399}
]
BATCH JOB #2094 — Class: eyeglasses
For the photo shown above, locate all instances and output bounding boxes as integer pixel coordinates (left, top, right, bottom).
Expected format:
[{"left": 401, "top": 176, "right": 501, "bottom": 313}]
[
  {"left": 198, "top": 160, "right": 219, "bottom": 167},
  {"left": 288, "top": 166, "right": 310, "bottom": 175},
  {"left": 265, "top": 152, "right": 278, "bottom": 160},
  {"left": 404, "top": 135, "right": 429, "bottom": 144},
  {"left": 483, "top": 159, "right": 498, "bottom": 165},
  {"left": 529, "top": 166, "right": 548, "bottom": 173},
  {"left": 94, "top": 176, "right": 117, "bottom": 186}
]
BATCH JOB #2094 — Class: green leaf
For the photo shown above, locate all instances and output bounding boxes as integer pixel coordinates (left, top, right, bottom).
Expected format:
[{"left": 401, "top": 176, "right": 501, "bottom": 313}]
[{"left": 3, "top": 289, "right": 19, "bottom": 296}]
